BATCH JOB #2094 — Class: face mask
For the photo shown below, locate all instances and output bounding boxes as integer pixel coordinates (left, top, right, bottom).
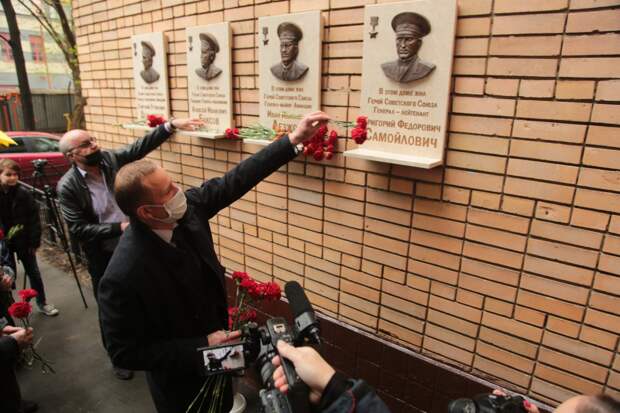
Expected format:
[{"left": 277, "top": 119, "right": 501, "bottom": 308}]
[
  {"left": 83, "top": 150, "right": 103, "bottom": 166},
  {"left": 146, "top": 188, "right": 187, "bottom": 224}
]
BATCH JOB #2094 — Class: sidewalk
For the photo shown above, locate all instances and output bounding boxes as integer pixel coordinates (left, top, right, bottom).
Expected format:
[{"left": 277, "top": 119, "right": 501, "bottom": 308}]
[{"left": 14, "top": 253, "right": 260, "bottom": 413}]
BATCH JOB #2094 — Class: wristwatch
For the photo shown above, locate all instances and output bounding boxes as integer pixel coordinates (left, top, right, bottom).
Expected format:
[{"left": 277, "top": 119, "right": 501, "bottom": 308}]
[{"left": 168, "top": 117, "right": 177, "bottom": 131}]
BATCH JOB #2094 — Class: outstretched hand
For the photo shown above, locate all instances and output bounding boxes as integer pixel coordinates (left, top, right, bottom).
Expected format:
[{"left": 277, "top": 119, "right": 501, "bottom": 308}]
[
  {"left": 171, "top": 118, "right": 205, "bottom": 131},
  {"left": 288, "top": 111, "right": 330, "bottom": 145},
  {"left": 207, "top": 329, "right": 241, "bottom": 346}
]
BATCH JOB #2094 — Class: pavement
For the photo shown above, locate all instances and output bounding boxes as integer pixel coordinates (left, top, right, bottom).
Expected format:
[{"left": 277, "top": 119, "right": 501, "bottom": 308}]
[{"left": 14, "top": 253, "right": 261, "bottom": 413}]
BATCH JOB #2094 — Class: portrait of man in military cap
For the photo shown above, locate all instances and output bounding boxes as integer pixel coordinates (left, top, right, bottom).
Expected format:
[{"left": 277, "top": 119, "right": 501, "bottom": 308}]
[
  {"left": 195, "top": 32, "right": 222, "bottom": 81},
  {"left": 140, "top": 41, "right": 160, "bottom": 84},
  {"left": 270, "top": 22, "right": 309, "bottom": 82},
  {"left": 381, "top": 12, "right": 435, "bottom": 83}
]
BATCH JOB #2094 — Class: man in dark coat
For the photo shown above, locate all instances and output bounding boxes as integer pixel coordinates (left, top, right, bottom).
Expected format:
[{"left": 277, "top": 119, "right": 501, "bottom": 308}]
[
  {"left": 57, "top": 117, "right": 202, "bottom": 380},
  {"left": 98, "top": 111, "right": 329, "bottom": 413},
  {"left": 0, "top": 322, "right": 37, "bottom": 413}
]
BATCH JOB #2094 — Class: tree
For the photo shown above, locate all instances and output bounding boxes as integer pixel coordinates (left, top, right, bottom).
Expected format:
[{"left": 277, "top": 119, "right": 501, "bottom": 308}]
[
  {"left": 18, "top": 0, "right": 85, "bottom": 129},
  {"left": 1, "top": 0, "right": 36, "bottom": 130}
]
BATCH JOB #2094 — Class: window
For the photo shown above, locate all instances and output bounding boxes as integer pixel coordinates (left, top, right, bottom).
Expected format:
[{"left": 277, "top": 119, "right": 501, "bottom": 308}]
[
  {"left": 29, "top": 35, "right": 45, "bottom": 63},
  {"left": 0, "top": 33, "right": 12, "bottom": 62},
  {"left": 0, "top": 137, "right": 26, "bottom": 154},
  {"left": 26, "top": 137, "right": 59, "bottom": 153}
]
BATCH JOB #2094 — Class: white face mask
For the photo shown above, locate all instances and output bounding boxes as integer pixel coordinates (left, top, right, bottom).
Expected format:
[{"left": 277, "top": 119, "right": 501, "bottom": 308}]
[{"left": 145, "top": 187, "right": 187, "bottom": 224}]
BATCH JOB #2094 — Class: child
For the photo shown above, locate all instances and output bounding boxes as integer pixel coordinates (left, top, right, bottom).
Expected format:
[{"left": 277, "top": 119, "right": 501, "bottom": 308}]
[{"left": 0, "top": 159, "right": 58, "bottom": 316}]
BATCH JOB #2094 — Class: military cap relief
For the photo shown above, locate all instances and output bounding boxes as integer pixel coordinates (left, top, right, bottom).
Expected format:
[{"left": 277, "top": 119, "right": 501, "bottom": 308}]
[
  {"left": 270, "top": 22, "right": 309, "bottom": 82},
  {"left": 195, "top": 33, "right": 222, "bottom": 81},
  {"left": 140, "top": 41, "right": 160, "bottom": 84},
  {"left": 381, "top": 12, "right": 435, "bottom": 83}
]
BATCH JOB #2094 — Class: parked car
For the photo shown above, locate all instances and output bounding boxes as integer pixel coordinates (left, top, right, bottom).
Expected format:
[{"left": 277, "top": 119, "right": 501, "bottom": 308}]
[{"left": 0, "top": 131, "right": 71, "bottom": 190}]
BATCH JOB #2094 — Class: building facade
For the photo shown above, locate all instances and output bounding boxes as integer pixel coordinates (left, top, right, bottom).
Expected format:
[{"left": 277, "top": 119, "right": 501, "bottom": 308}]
[{"left": 72, "top": 0, "right": 620, "bottom": 411}]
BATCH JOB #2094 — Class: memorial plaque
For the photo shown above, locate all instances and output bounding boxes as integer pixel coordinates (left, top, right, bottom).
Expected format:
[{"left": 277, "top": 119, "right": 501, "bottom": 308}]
[
  {"left": 131, "top": 32, "right": 170, "bottom": 121},
  {"left": 186, "top": 23, "right": 233, "bottom": 135},
  {"left": 258, "top": 11, "right": 322, "bottom": 134},
  {"left": 345, "top": 0, "right": 457, "bottom": 168}
]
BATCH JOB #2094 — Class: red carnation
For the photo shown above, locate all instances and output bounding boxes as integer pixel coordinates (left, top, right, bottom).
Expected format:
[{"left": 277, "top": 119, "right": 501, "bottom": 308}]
[
  {"left": 313, "top": 149, "right": 324, "bottom": 161},
  {"left": 146, "top": 114, "right": 166, "bottom": 127},
  {"left": 325, "top": 151, "right": 333, "bottom": 160},
  {"left": 240, "top": 309, "right": 257, "bottom": 322},
  {"left": 18, "top": 289, "right": 38, "bottom": 302},
  {"left": 263, "top": 282, "right": 281, "bottom": 301},
  {"left": 225, "top": 128, "right": 237, "bottom": 139},
  {"left": 356, "top": 115, "right": 368, "bottom": 129},
  {"left": 233, "top": 128, "right": 239, "bottom": 135},
  {"left": 352, "top": 127, "right": 367, "bottom": 144},
  {"left": 8, "top": 302, "right": 32, "bottom": 319},
  {"left": 0, "top": 228, "right": 4, "bottom": 240},
  {"left": 328, "top": 131, "right": 338, "bottom": 145},
  {"left": 240, "top": 278, "right": 257, "bottom": 292},
  {"left": 232, "top": 271, "right": 250, "bottom": 283}
]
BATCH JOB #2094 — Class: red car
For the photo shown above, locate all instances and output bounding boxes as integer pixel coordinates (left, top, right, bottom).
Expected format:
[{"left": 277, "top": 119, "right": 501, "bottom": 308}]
[{"left": 0, "top": 131, "right": 71, "bottom": 190}]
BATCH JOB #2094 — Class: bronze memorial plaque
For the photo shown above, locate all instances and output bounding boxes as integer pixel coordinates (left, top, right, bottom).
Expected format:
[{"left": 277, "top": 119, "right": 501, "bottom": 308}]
[
  {"left": 258, "top": 11, "right": 323, "bottom": 137},
  {"left": 186, "top": 23, "right": 233, "bottom": 137},
  {"left": 131, "top": 32, "right": 170, "bottom": 122},
  {"left": 345, "top": 0, "right": 457, "bottom": 168}
]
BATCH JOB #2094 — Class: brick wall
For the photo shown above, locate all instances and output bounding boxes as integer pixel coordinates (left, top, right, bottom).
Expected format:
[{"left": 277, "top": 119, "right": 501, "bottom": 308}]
[{"left": 72, "top": 0, "right": 620, "bottom": 407}]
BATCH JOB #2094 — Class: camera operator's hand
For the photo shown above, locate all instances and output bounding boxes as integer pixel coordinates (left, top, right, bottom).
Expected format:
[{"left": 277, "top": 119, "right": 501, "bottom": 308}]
[
  {"left": 207, "top": 329, "right": 241, "bottom": 346},
  {"left": 3, "top": 326, "right": 33, "bottom": 349},
  {"left": 493, "top": 389, "right": 538, "bottom": 413},
  {"left": 171, "top": 118, "right": 205, "bottom": 131},
  {"left": 288, "top": 111, "right": 330, "bottom": 146},
  {"left": 0, "top": 274, "right": 12, "bottom": 291},
  {"left": 271, "top": 340, "right": 335, "bottom": 405}
]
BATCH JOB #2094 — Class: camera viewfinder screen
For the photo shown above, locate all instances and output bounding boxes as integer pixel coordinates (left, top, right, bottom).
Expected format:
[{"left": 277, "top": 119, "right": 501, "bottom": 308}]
[{"left": 203, "top": 343, "right": 245, "bottom": 375}]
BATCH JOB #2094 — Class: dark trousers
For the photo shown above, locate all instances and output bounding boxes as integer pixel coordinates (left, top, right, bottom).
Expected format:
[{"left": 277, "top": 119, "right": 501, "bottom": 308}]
[
  {"left": 85, "top": 250, "right": 113, "bottom": 301},
  {"left": 8, "top": 250, "right": 46, "bottom": 306}
]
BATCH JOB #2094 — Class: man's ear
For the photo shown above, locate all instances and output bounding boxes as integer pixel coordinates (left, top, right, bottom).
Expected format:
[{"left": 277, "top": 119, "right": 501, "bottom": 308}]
[{"left": 135, "top": 205, "right": 150, "bottom": 222}]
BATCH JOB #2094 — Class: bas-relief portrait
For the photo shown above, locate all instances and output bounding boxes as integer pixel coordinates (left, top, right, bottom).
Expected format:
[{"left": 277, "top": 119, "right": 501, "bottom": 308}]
[
  {"left": 270, "top": 22, "right": 309, "bottom": 82},
  {"left": 195, "top": 32, "right": 222, "bottom": 81},
  {"left": 140, "top": 41, "right": 160, "bottom": 84},
  {"left": 381, "top": 12, "right": 435, "bottom": 84}
]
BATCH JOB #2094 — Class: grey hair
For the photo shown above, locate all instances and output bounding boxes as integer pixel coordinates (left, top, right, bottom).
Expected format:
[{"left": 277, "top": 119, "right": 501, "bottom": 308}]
[{"left": 59, "top": 129, "right": 88, "bottom": 155}]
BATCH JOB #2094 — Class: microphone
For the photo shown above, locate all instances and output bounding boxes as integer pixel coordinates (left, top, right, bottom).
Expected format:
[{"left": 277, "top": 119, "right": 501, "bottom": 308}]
[{"left": 284, "top": 281, "right": 321, "bottom": 346}]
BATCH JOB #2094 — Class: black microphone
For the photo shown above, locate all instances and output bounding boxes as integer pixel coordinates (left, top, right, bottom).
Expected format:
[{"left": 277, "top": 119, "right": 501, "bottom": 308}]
[{"left": 284, "top": 281, "right": 321, "bottom": 346}]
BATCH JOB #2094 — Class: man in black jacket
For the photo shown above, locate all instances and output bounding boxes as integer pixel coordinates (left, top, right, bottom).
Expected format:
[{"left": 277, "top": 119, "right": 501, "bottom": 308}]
[
  {"left": 98, "top": 111, "right": 329, "bottom": 413},
  {"left": 57, "top": 118, "right": 202, "bottom": 380},
  {"left": 0, "top": 322, "right": 37, "bottom": 413}
]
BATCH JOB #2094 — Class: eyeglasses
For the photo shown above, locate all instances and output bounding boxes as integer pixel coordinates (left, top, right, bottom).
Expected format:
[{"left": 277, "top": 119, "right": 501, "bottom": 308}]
[{"left": 69, "top": 137, "right": 96, "bottom": 153}]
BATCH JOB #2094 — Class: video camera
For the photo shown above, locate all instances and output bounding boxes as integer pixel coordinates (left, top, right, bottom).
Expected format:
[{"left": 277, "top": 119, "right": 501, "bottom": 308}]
[
  {"left": 197, "top": 281, "right": 321, "bottom": 413},
  {"left": 31, "top": 158, "right": 48, "bottom": 174},
  {"left": 449, "top": 393, "right": 527, "bottom": 413}
]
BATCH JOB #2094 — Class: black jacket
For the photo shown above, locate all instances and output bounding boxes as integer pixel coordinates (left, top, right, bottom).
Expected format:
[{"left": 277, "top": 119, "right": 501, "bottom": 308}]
[
  {"left": 321, "top": 372, "right": 391, "bottom": 413},
  {"left": 0, "top": 335, "right": 21, "bottom": 413},
  {"left": 98, "top": 136, "right": 298, "bottom": 413},
  {"left": 56, "top": 124, "right": 172, "bottom": 257},
  {"left": 0, "top": 185, "right": 41, "bottom": 252}
]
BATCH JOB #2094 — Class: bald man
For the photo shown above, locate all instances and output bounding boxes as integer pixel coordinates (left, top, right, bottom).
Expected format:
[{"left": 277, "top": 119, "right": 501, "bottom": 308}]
[{"left": 56, "top": 118, "right": 201, "bottom": 380}]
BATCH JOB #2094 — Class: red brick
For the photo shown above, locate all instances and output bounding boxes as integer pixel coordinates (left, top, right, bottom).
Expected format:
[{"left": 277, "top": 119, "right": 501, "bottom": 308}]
[
  {"left": 456, "top": 38, "right": 489, "bottom": 56},
  {"left": 559, "top": 57, "right": 620, "bottom": 78},
  {"left": 504, "top": 177, "right": 575, "bottom": 204},
  {"left": 566, "top": 9, "right": 620, "bottom": 33},
  {"left": 495, "top": 0, "right": 568, "bottom": 13},
  {"left": 522, "top": 273, "right": 589, "bottom": 305},
  {"left": 409, "top": 245, "right": 461, "bottom": 271},
  {"left": 490, "top": 35, "right": 562, "bottom": 56},
  {"left": 467, "top": 207, "right": 530, "bottom": 233},
  {"left": 448, "top": 133, "right": 509, "bottom": 155},
  {"left": 596, "top": 80, "right": 620, "bottom": 102},
  {"left": 450, "top": 114, "right": 513, "bottom": 136},
  {"left": 556, "top": 80, "right": 595, "bottom": 99},
  {"left": 471, "top": 191, "right": 501, "bottom": 210},
  {"left": 512, "top": 120, "right": 586, "bottom": 144},
  {"left": 536, "top": 199, "right": 572, "bottom": 223},
  {"left": 571, "top": 208, "right": 610, "bottom": 231},
  {"left": 587, "top": 125, "right": 620, "bottom": 148},
  {"left": 445, "top": 169, "right": 504, "bottom": 192},
  {"left": 574, "top": 188, "right": 620, "bottom": 213},
  {"left": 562, "top": 33, "right": 620, "bottom": 56},
  {"left": 463, "top": 241, "right": 523, "bottom": 269},
  {"left": 452, "top": 96, "right": 516, "bottom": 117},
  {"left": 486, "top": 78, "right": 520, "bottom": 96},
  {"left": 488, "top": 57, "right": 558, "bottom": 77},
  {"left": 518, "top": 289, "right": 585, "bottom": 321},
  {"left": 412, "top": 229, "right": 463, "bottom": 254},
  {"left": 578, "top": 168, "right": 620, "bottom": 192},
  {"left": 510, "top": 140, "right": 582, "bottom": 164},
  {"left": 542, "top": 330, "right": 614, "bottom": 365},
  {"left": 492, "top": 13, "right": 566, "bottom": 34},
  {"left": 517, "top": 100, "right": 591, "bottom": 123},
  {"left": 473, "top": 356, "right": 531, "bottom": 389},
  {"left": 483, "top": 312, "right": 543, "bottom": 342},
  {"left": 592, "top": 103, "right": 620, "bottom": 125},
  {"left": 466, "top": 224, "right": 527, "bottom": 252},
  {"left": 535, "top": 364, "right": 604, "bottom": 394},
  {"left": 528, "top": 238, "right": 599, "bottom": 268},
  {"left": 519, "top": 80, "right": 555, "bottom": 98},
  {"left": 531, "top": 219, "right": 603, "bottom": 249},
  {"left": 507, "top": 159, "right": 578, "bottom": 185},
  {"left": 456, "top": 16, "right": 491, "bottom": 36},
  {"left": 502, "top": 196, "right": 536, "bottom": 217}
]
